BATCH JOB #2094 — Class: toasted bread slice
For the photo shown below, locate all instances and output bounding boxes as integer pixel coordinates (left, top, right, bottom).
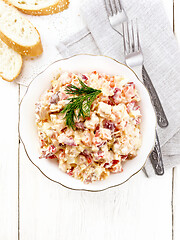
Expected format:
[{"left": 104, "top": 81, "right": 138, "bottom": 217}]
[
  {"left": 2, "top": 0, "right": 69, "bottom": 15},
  {"left": 0, "top": 39, "right": 22, "bottom": 82},
  {"left": 0, "top": 1, "right": 43, "bottom": 56}
]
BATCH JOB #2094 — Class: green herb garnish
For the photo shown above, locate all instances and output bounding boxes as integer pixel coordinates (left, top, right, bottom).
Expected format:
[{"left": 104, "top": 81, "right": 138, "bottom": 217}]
[{"left": 61, "top": 78, "right": 101, "bottom": 129}]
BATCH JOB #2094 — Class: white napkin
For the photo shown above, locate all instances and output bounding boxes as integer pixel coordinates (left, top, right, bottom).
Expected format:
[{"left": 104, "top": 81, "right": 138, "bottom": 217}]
[{"left": 57, "top": 0, "right": 180, "bottom": 176}]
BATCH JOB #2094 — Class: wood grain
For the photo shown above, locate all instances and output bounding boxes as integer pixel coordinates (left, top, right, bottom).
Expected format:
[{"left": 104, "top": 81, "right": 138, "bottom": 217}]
[
  {"left": 173, "top": 167, "right": 180, "bottom": 240},
  {"left": 18, "top": 1, "right": 174, "bottom": 240},
  {"left": 0, "top": 79, "right": 19, "bottom": 240},
  {"left": 0, "top": 0, "right": 174, "bottom": 239},
  {"left": 19, "top": 148, "right": 173, "bottom": 240},
  {"left": 172, "top": 1, "right": 180, "bottom": 240},
  {"left": 19, "top": 142, "right": 173, "bottom": 240}
]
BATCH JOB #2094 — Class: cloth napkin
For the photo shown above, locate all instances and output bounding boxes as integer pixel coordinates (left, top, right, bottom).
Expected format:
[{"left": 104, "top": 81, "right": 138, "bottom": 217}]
[{"left": 57, "top": 0, "right": 180, "bottom": 176}]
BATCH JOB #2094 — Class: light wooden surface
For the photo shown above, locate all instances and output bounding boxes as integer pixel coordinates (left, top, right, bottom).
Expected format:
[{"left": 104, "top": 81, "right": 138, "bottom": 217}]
[{"left": 0, "top": 0, "right": 179, "bottom": 239}]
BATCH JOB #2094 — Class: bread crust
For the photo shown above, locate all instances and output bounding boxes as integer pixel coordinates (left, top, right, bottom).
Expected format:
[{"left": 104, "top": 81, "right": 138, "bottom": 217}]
[
  {"left": 0, "top": 28, "right": 43, "bottom": 57},
  {"left": 3, "top": 0, "right": 69, "bottom": 15},
  {"left": 0, "top": 1, "right": 43, "bottom": 56},
  {"left": 0, "top": 53, "right": 22, "bottom": 82}
]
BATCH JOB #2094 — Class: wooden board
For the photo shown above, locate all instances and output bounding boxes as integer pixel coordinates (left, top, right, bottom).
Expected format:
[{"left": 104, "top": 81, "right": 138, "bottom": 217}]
[
  {"left": 19, "top": 1, "right": 174, "bottom": 240},
  {"left": 173, "top": 1, "right": 180, "bottom": 240},
  {"left": 0, "top": 80, "right": 19, "bottom": 240},
  {"left": 0, "top": 0, "right": 179, "bottom": 239}
]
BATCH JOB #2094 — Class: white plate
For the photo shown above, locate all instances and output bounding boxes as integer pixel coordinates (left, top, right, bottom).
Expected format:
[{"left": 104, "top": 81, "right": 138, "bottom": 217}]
[{"left": 19, "top": 54, "right": 156, "bottom": 191}]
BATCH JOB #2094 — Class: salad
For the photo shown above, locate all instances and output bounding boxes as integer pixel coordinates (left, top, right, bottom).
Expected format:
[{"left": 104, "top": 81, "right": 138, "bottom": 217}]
[{"left": 35, "top": 71, "right": 142, "bottom": 183}]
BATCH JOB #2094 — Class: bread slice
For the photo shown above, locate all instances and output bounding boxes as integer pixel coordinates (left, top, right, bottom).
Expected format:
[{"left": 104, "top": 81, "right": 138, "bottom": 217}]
[
  {"left": 2, "top": 0, "right": 70, "bottom": 16},
  {"left": 0, "top": 1, "right": 43, "bottom": 56},
  {"left": 0, "top": 39, "right": 22, "bottom": 82}
]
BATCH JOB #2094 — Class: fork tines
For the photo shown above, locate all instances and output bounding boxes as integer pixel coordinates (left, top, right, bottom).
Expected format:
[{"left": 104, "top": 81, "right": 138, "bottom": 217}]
[
  {"left": 122, "top": 20, "right": 140, "bottom": 55},
  {"left": 105, "top": 0, "right": 122, "bottom": 16}
]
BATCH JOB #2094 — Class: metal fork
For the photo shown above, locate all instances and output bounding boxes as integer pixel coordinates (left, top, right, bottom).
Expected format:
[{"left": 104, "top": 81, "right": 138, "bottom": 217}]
[
  {"left": 122, "top": 20, "right": 164, "bottom": 175},
  {"left": 122, "top": 21, "right": 168, "bottom": 127},
  {"left": 105, "top": 0, "right": 168, "bottom": 128},
  {"left": 104, "top": 0, "right": 127, "bottom": 29},
  {"left": 105, "top": 1, "right": 165, "bottom": 175}
]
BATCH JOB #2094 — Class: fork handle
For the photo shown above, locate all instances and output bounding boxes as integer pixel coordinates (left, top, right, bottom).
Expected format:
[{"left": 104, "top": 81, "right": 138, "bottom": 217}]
[
  {"left": 142, "top": 65, "right": 169, "bottom": 128},
  {"left": 149, "top": 131, "right": 164, "bottom": 175},
  {"left": 132, "top": 66, "right": 164, "bottom": 175}
]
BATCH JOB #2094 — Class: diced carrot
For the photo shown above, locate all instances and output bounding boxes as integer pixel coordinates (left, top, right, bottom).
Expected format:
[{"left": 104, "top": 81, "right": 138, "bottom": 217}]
[
  {"left": 105, "top": 75, "right": 110, "bottom": 81},
  {"left": 110, "top": 81, "right": 115, "bottom": 88}
]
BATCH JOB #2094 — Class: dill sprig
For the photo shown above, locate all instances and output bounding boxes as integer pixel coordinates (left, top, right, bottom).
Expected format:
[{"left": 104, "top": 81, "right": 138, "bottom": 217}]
[{"left": 61, "top": 78, "right": 101, "bottom": 129}]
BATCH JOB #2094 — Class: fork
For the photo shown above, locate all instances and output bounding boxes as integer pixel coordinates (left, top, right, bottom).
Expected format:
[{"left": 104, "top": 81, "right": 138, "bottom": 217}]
[
  {"left": 104, "top": 0, "right": 127, "bottom": 30},
  {"left": 105, "top": 1, "right": 165, "bottom": 175},
  {"left": 122, "top": 20, "right": 168, "bottom": 128},
  {"left": 122, "top": 20, "right": 164, "bottom": 175},
  {"left": 105, "top": 0, "right": 168, "bottom": 128}
]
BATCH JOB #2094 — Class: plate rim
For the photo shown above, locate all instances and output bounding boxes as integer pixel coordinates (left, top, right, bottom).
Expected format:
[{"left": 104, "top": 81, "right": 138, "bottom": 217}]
[{"left": 19, "top": 53, "right": 156, "bottom": 192}]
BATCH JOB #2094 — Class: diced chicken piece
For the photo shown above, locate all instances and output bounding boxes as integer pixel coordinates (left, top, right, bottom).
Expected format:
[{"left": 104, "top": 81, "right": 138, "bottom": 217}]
[
  {"left": 51, "top": 137, "right": 59, "bottom": 147},
  {"left": 65, "top": 146, "right": 80, "bottom": 159},
  {"left": 84, "top": 113, "right": 99, "bottom": 130},
  {"left": 91, "top": 145, "right": 99, "bottom": 152},
  {"left": 101, "top": 80, "right": 114, "bottom": 96},
  {"left": 35, "top": 103, "right": 49, "bottom": 120},
  {"left": 113, "top": 140, "right": 130, "bottom": 155},
  {"left": 74, "top": 131, "right": 84, "bottom": 145},
  {"left": 112, "top": 103, "right": 129, "bottom": 122},
  {"left": 58, "top": 133, "right": 76, "bottom": 146},
  {"left": 59, "top": 72, "right": 72, "bottom": 86},
  {"left": 49, "top": 99, "right": 67, "bottom": 113},
  {"left": 101, "top": 145, "right": 114, "bottom": 162},
  {"left": 89, "top": 72, "right": 99, "bottom": 89},
  {"left": 65, "top": 128, "right": 74, "bottom": 137},
  {"left": 59, "top": 162, "right": 68, "bottom": 172},
  {"left": 120, "top": 146, "right": 129, "bottom": 155},
  {"left": 99, "top": 128, "right": 112, "bottom": 140},
  {"left": 113, "top": 142, "right": 121, "bottom": 154},
  {"left": 50, "top": 114, "right": 66, "bottom": 131},
  {"left": 72, "top": 166, "right": 81, "bottom": 179},
  {"left": 40, "top": 122, "right": 54, "bottom": 137},
  {"left": 81, "top": 130, "right": 92, "bottom": 147},
  {"left": 115, "top": 76, "right": 129, "bottom": 88},
  {"left": 49, "top": 104, "right": 62, "bottom": 113},
  {"left": 97, "top": 102, "right": 111, "bottom": 117},
  {"left": 40, "top": 90, "right": 53, "bottom": 102},
  {"left": 53, "top": 124, "right": 66, "bottom": 133},
  {"left": 118, "top": 120, "right": 127, "bottom": 129},
  {"left": 94, "top": 165, "right": 105, "bottom": 176}
]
